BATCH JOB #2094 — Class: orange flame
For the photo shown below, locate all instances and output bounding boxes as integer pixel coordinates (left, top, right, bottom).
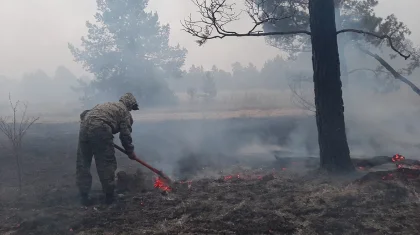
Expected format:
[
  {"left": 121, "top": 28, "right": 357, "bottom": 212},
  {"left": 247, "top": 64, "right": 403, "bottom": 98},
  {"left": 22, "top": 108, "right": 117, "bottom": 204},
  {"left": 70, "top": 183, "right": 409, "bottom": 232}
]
[
  {"left": 224, "top": 175, "right": 233, "bottom": 180},
  {"left": 154, "top": 177, "right": 171, "bottom": 192},
  {"left": 392, "top": 154, "right": 405, "bottom": 162}
]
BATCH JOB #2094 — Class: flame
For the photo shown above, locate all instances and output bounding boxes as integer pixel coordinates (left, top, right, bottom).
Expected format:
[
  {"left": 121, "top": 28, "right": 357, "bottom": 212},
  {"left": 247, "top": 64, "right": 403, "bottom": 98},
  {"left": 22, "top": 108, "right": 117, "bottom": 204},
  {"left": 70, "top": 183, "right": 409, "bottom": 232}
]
[
  {"left": 224, "top": 175, "right": 233, "bottom": 180},
  {"left": 392, "top": 154, "right": 405, "bottom": 162},
  {"left": 154, "top": 177, "right": 171, "bottom": 192}
]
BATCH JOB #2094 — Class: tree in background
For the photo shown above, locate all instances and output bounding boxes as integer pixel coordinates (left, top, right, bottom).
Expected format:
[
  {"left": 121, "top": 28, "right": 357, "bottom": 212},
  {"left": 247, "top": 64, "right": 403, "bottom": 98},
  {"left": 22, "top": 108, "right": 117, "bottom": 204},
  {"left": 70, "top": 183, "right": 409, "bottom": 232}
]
[
  {"left": 260, "top": 0, "right": 420, "bottom": 113},
  {"left": 71, "top": 76, "right": 98, "bottom": 108},
  {"left": 259, "top": 0, "right": 419, "bottom": 86},
  {"left": 259, "top": 55, "right": 290, "bottom": 89},
  {"left": 231, "top": 62, "right": 260, "bottom": 89},
  {"left": 181, "top": 0, "right": 413, "bottom": 173},
  {"left": 201, "top": 71, "right": 217, "bottom": 100},
  {"left": 20, "top": 70, "right": 53, "bottom": 100},
  {"left": 187, "top": 87, "right": 197, "bottom": 102},
  {"left": 211, "top": 65, "right": 233, "bottom": 88},
  {"left": 53, "top": 66, "right": 79, "bottom": 90},
  {"left": 69, "top": 0, "right": 187, "bottom": 107},
  {"left": 178, "top": 58, "right": 309, "bottom": 92},
  {"left": 5, "top": 67, "right": 80, "bottom": 103}
]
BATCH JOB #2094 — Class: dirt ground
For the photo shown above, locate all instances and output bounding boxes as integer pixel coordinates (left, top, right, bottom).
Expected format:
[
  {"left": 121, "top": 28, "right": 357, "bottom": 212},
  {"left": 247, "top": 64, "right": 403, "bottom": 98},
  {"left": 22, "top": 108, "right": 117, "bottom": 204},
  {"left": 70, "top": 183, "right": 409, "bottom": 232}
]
[{"left": 0, "top": 116, "right": 419, "bottom": 234}]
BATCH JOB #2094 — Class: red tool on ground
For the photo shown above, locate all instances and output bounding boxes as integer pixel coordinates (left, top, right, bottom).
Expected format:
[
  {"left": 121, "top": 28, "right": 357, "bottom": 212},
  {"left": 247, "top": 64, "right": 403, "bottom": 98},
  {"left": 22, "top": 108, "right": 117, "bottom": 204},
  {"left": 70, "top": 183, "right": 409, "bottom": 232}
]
[{"left": 113, "top": 144, "right": 173, "bottom": 184}]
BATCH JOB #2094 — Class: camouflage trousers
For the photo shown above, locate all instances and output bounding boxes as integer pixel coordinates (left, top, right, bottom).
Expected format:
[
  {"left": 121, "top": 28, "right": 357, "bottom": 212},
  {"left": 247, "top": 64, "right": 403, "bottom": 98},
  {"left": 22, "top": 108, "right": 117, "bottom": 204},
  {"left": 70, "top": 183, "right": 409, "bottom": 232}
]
[{"left": 76, "top": 120, "right": 117, "bottom": 195}]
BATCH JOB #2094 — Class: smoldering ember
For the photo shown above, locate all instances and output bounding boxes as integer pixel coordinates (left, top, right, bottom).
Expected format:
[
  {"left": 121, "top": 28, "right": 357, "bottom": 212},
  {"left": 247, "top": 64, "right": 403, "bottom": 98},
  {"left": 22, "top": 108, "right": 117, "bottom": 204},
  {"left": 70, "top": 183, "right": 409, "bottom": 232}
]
[{"left": 2, "top": 0, "right": 420, "bottom": 234}]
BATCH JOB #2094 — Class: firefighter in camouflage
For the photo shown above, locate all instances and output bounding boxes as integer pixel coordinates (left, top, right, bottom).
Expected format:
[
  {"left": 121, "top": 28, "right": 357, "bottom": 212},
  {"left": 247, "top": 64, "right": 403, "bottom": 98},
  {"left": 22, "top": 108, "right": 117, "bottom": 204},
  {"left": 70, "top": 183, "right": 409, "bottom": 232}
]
[{"left": 77, "top": 93, "right": 139, "bottom": 206}]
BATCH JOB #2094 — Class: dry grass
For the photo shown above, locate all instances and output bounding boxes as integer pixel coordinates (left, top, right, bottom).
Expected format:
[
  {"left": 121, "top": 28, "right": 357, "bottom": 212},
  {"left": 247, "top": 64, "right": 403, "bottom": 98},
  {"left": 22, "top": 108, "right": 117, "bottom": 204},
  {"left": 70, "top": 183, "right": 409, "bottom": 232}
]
[
  {"left": 0, "top": 89, "right": 304, "bottom": 123},
  {"left": 2, "top": 167, "right": 420, "bottom": 234}
]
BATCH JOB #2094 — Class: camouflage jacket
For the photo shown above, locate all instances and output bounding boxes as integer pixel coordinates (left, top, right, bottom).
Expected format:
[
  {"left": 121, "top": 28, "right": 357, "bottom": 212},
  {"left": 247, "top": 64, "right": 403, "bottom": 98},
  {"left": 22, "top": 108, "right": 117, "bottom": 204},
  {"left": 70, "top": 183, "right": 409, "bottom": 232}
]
[{"left": 80, "top": 93, "right": 138, "bottom": 153}]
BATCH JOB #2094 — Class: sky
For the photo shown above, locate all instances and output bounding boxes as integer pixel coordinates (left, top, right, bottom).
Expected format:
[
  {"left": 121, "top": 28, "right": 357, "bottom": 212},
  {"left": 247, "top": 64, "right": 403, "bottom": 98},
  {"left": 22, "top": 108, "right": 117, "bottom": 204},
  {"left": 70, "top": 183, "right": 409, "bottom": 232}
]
[{"left": 0, "top": 0, "right": 419, "bottom": 79}]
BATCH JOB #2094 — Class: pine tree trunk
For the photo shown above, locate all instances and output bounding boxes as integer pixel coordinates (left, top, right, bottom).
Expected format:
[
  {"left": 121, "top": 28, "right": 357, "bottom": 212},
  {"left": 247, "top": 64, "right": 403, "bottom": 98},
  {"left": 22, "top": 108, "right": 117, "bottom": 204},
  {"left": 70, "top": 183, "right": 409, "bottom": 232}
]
[{"left": 308, "top": 0, "right": 354, "bottom": 172}]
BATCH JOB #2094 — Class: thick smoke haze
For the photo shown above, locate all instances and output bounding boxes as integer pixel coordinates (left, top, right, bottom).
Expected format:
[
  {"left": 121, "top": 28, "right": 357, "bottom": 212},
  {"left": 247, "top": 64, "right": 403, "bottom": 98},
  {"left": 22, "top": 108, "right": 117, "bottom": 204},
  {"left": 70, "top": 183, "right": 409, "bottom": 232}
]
[
  {"left": 0, "top": 0, "right": 420, "bottom": 179},
  {"left": 282, "top": 44, "right": 420, "bottom": 160},
  {"left": 2, "top": 3, "right": 420, "bottom": 234}
]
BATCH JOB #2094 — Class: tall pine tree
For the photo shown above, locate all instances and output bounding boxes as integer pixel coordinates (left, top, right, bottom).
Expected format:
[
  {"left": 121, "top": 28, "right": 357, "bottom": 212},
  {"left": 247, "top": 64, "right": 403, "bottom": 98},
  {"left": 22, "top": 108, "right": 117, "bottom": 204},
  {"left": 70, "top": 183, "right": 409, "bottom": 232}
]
[{"left": 69, "top": 0, "right": 187, "bottom": 106}]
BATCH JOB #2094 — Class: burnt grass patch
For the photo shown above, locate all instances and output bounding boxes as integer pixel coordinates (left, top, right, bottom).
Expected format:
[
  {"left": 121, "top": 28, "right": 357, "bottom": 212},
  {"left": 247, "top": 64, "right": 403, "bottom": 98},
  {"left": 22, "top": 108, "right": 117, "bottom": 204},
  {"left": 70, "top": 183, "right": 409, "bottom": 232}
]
[
  {"left": 1, "top": 117, "right": 420, "bottom": 234},
  {"left": 1, "top": 168, "right": 420, "bottom": 235}
]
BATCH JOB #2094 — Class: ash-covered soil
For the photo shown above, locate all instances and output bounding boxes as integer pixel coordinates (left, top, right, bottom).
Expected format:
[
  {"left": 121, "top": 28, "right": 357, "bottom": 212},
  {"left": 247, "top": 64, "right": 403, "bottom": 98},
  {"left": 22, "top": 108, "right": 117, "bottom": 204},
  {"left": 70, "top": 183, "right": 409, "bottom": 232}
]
[
  {"left": 1, "top": 117, "right": 419, "bottom": 234},
  {"left": 1, "top": 167, "right": 420, "bottom": 235}
]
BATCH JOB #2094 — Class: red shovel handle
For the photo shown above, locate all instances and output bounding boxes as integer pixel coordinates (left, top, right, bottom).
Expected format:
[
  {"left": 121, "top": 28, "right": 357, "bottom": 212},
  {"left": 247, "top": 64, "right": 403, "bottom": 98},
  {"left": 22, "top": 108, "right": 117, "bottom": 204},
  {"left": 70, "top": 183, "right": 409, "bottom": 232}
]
[{"left": 113, "top": 144, "right": 172, "bottom": 183}]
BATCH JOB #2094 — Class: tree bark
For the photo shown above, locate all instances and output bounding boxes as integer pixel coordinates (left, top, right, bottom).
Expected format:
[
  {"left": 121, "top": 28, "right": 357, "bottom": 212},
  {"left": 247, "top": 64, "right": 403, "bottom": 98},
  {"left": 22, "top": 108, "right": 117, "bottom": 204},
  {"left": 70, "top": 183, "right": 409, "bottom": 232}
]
[{"left": 309, "top": 0, "right": 354, "bottom": 172}]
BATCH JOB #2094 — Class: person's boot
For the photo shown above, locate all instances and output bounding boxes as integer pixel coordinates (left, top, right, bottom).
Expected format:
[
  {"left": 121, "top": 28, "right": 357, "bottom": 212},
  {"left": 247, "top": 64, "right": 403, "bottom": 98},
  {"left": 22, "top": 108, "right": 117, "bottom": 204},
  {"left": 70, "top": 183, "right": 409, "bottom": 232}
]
[
  {"left": 80, "top": 192, "right": 93, "bottom": 206},
  {"left": 105, "top": 192, "right": 114, "bottom": 205}
]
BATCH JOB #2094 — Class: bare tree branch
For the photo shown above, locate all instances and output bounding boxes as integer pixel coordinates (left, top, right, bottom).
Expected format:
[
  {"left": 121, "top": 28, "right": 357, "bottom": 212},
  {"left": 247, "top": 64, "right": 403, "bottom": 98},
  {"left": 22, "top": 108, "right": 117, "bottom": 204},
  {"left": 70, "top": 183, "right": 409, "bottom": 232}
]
[
  {"left": 0, "top": 93, "right": 39, "bottom": 191},
  {"left": 181, "top": 0, "right": 311, "bottom": 45},
  {"left": 348, "top": 68, "right": 392, "bottom": 78},
  {"left": 337, "top": 29, "right": 411, "bottom": 60},
  {"left": 289, "top": 49, "right": 420, "bottom": 113},
  {"left": 287, "top": 75, "right": 315, "bottom": 113}
]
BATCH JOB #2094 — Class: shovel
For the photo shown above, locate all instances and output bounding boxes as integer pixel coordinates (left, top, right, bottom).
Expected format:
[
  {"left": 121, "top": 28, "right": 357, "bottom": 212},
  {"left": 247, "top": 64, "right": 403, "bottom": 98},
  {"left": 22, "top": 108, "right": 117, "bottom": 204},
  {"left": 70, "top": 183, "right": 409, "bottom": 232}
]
[{"left": 113, "top": 144, "right": 173, "bottom": 185}]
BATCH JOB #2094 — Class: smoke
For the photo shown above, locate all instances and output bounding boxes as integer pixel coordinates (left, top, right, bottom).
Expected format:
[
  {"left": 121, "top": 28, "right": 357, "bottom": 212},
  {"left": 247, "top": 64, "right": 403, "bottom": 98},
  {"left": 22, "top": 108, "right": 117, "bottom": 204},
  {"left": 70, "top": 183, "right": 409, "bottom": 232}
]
[
  {"left": 280, "top": 27, "right": 420, "bottom": 161},
  {"left": 1, "top": 32, "right": 419, "bottom": 183},
  {"left": 344, "top": 80, "right": 420, "bottom": 158},
  {"left": 130, "top": 119, "right": 258, "bottom": 179},
  {"left": 1, "top": 1, "right": 419, "bottom": 188},
  {"left": 0, "top": 67, "right": 86, "bottom": 119}
]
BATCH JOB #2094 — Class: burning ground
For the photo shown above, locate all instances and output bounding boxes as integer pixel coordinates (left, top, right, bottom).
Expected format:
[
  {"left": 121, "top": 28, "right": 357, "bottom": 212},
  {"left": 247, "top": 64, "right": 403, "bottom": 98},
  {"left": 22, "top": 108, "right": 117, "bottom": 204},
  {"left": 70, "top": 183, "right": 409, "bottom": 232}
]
[
  {"left": 1, "top": 118, "right": 420, "bottom": 234},
  {"left": 1, "top": 160, "right": 420, "bottom": 235}
]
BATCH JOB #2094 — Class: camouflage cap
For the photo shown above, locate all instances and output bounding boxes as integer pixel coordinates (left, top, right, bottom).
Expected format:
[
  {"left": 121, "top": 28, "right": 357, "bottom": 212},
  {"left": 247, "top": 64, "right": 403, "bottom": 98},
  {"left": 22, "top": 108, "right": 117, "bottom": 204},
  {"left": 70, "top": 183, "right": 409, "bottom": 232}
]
[
  {"left": 119, "top": 93, "right": 139, "bottom": 111},
  {"left": 80, "top": 109, "right": 90, "bottom": 120}
]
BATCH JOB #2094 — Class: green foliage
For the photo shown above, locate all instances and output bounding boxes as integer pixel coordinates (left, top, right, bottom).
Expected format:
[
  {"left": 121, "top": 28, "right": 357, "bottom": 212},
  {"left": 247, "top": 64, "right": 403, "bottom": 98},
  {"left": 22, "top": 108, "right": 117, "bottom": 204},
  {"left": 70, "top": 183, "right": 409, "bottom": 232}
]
[{"left": 69, "top": 0, "right": 187, "bottom": 106}]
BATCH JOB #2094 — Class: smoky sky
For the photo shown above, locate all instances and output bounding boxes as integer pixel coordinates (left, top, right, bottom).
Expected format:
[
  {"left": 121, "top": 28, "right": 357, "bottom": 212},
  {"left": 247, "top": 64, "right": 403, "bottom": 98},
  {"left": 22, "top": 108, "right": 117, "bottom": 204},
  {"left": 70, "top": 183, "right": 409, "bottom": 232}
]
[{"left": 0, "top": 0, "right": 419, "bottom": 78}]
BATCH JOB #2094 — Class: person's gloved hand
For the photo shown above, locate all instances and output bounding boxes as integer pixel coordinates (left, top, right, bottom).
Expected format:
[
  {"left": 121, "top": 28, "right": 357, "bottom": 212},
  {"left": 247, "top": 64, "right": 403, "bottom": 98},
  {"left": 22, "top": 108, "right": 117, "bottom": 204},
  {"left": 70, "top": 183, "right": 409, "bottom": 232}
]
[{"left": 128, "top": 152, "right": 137, "bottom": 160}]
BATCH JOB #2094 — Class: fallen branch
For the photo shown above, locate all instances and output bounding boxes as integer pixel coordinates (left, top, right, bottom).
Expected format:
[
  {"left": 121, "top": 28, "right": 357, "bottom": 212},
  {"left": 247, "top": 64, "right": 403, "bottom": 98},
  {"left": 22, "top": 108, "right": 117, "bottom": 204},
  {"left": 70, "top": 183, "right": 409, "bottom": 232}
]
[{"left": 359, "top": 48, "right": 420, "bottom": 96}]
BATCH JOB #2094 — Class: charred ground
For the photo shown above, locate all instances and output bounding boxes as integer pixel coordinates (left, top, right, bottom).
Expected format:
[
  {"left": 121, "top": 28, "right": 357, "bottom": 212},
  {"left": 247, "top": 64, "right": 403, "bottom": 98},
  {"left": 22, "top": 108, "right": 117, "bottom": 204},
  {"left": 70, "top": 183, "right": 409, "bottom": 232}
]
[{"left": 0, "top": 116, "right": 419, "bottom": 234}]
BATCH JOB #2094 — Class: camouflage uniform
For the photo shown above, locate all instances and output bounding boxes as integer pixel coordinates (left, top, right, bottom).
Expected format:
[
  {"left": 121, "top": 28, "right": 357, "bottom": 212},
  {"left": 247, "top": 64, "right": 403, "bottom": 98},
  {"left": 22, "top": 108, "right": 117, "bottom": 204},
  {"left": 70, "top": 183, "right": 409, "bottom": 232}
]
[{"left": 76, "top": 93, "right": 138, "bottom": 204}]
